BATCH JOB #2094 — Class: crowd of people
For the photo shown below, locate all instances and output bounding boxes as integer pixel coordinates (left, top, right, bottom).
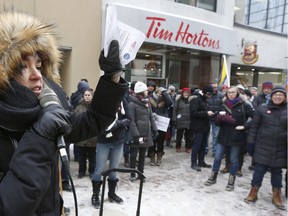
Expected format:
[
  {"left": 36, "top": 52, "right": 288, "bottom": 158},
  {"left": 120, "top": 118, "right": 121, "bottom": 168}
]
[{"left": 0, "top": 10, "right": 286, "bottom": 216}]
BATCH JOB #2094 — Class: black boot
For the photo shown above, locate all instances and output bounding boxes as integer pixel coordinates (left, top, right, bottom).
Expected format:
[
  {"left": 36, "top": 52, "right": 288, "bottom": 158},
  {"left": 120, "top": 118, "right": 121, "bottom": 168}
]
[
  {"left": 225, "top": 174, "right": 236, "bottom": 191},
  {"left": 62, "top": 180, "right": 72, "bottom": 192},
  {"left": 108, "top": 178, "right": 123, "bottom": 204},
  {"left": 204, "top": 171, "right": 218, "bottom": 186},
  {"left": 91, "top": 181, "right": 102, "bottom": 209}
]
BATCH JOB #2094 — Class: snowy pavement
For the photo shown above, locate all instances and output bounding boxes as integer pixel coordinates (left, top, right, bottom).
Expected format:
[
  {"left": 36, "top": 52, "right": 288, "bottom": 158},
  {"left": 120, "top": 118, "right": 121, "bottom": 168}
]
[{"left": 63, "top": 144, "right": 287, "bottom": 216}]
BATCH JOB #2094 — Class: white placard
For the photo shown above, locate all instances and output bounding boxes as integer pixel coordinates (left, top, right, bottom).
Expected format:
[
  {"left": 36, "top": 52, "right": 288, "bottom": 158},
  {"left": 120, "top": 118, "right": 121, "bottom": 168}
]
[
  {"left": 104, "top": 4, "right": 145, "bottom": 67},
  {"left": 154, "top": 115, "right": 170, "bottom": 132}
]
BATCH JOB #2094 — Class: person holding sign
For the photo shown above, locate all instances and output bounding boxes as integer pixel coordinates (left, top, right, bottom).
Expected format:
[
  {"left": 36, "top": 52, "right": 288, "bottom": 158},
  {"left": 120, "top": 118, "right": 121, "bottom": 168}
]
[{"left": 148, "top": 87, "right": 173, "bottom": 166}]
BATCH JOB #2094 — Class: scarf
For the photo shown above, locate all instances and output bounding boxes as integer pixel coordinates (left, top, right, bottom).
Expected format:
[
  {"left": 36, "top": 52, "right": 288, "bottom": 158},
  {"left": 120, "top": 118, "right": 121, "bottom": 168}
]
[
  {"left": 225, "top": 97, "right": 241, "bottom": 109},
  {"left": 0, "top": 81, "right": 41, "bottom": 131}
]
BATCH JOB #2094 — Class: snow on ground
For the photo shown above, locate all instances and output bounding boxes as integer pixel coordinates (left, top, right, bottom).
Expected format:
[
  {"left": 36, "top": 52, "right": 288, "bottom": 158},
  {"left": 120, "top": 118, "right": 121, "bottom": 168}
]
[{"left": 63, "top": 144, "right": 287, "bottom": 216}]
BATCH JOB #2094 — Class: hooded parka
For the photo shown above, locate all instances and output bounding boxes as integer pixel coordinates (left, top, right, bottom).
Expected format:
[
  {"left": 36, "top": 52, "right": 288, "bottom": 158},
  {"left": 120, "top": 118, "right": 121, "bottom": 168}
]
[{"left": 0, "top": 11, "right": 128, "bottom": 216}]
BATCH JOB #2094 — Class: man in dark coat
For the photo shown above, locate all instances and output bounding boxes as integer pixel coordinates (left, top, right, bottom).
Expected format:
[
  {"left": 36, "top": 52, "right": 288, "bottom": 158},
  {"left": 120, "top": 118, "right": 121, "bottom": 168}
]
[{"left": 190, "top": 85, "right": 214, "bottom": 171}]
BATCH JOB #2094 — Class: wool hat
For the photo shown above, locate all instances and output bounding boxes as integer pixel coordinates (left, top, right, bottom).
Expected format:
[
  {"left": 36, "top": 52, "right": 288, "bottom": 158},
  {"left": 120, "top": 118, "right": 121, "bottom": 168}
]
[
  {"left": 262, "top": 81, "right": 273, "bottom": 89},
  {"left": 0, "top": 11, "right": 62, "bottom": 92},
  {"left": 77, "top": 81, "right": 90, "bottom": 94},
  {"left": 271, "top": 86, "right": 287, "bottom": 97},
  {"left": 134, "top": 81, "right": 147, "bottom": 94},
  {"left": 202, "top": 85, "right": 213, "bottom": 94},
  {"left": 182, "top": 87, "right": 190, "bottom": 93}
]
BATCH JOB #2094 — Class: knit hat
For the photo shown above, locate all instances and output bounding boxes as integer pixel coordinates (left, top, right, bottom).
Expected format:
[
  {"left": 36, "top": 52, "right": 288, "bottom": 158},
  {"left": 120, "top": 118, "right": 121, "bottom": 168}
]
[
  {"left": 77, "top": 81, "right": 90, "bottom": 94},
  {"left": 262, "top": 81, "right": 273, "bottom": 89},
  {"left": 202, "top": 85, "right": 213, "bottom": 94},
  {"left": 222, "top": 85, "right": 229, "bottom": 90},
  {"left": 182, "top": 87, "right": 190, "bottom": 93},
  {"left": 271, "top": 86, "right": 287, "bottom": 97},
  {"left": 134, "top": 81, "right": 147, "bottom": 94},
  {"left": 0, "top": 11, "right": 62, "bottom": 92}
]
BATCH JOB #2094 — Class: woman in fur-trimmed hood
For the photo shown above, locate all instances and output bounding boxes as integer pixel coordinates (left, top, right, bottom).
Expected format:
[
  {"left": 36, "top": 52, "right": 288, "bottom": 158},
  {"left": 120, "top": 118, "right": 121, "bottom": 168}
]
[{"left": 0, "top": 10, "right": 128, "bottom": 216}]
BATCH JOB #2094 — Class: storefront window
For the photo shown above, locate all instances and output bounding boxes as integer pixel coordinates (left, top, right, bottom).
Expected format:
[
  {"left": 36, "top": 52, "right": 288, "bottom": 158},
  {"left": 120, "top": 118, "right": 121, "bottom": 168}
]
[
  {"left": 242, "top": 0, "right": 287, "bottom": 34},
  {"left": 175, "top": 0, "right": 217, "bottom": 12},
  {"left": 125, "top": 53, "right": 163, "bottom": 84}
]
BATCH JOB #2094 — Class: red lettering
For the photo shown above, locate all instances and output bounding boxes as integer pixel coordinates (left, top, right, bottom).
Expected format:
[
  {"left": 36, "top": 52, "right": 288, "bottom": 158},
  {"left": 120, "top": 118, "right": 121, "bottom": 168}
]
[
  {"left": 146, "top": 17, "right": 166, "bottom": 38},
  {"left": 146, "top": 17, "right": 221, "bottom": 50}
]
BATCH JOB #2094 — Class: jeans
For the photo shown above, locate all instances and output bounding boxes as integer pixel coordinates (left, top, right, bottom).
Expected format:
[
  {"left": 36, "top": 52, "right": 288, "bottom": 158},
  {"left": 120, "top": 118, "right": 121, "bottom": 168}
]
[
  {"left": 212, "top": 143, "right": 240, "bottom": 175},
  {"left": 91, "top": 142, "right": 123, "bottom": 182},
  {"left": 191, "top": 132, "right": 208, "bottom": 165},
  {"left": 209, "top": 121, "right": 219, "bottom": 154},
  {"left": 251, "top": 163, "right": 283, "bottom": 188}
]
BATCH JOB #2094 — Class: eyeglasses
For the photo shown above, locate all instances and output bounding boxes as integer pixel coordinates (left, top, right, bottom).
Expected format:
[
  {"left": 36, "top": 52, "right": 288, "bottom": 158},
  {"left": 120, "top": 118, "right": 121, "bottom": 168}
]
[
  {"left": 227, "top": 91, "right": 237, "bottom": 94},
  {"left": 272, "top": 93, "right": 285, "bottom": 97}
]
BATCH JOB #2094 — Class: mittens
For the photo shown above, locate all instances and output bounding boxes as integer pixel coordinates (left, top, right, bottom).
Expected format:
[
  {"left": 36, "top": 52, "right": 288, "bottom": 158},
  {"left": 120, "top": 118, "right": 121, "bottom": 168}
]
[{"left": 98, "top": 40, "right": 123, "bottom": 76}]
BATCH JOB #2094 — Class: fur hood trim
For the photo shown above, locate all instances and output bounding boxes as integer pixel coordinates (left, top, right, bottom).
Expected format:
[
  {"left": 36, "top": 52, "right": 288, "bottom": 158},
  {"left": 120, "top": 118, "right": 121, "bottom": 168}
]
[{"left": 0, "top": 11, "right": 61, "bottom": 92}]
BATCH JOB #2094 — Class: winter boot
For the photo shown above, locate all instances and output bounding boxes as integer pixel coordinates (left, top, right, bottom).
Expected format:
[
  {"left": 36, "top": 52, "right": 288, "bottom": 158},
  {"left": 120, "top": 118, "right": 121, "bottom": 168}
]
[
  {"left": 244, "top": 186, "right": 259, "bottom": 203},
  {"left": 272, "top": 187, "right": 285, "bottom": 210},
  {"left": 220, "top": 165, "right": 229, "bottom": 174},
  {"left": 236, "top": 167, "right": 243, "bottom": 177},
  {"left": 108, "top": 178, "right": 123, "bottom": 204},
  {"left": 225, "top": 174, "right": 236, "bottom": 191},
  {"left": 150, "top": 152, "right": 156, "bottom": 166},
  {"left": 124, "top": 156, "right": 129, "bottom": 168},
  {"left": 156, "top": 151, "right": 165, "bottom": 166},
  {"left": 204, "top": 171, "right": 218, "bottom": 186},
  {"left": 91, "top": 181, "right": 102, "bottom": 209}
]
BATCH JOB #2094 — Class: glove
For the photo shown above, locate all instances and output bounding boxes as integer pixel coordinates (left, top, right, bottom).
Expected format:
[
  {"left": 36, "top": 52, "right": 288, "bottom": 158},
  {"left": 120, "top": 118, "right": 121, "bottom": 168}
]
[
  {"left": 216, "top": 114, "right": 236, "bottom": 125},
  {"left": 247, "top": 143, "right": 255, "bottom": 156},
  {"left": 31, "top": 105, "right": 72, "bottom": 141},
  {"left": 98, "top": 40, "right": 123, "bottom": 76},
  {"left": 152, "top": 130, "right": 159, "bottom": 140}
]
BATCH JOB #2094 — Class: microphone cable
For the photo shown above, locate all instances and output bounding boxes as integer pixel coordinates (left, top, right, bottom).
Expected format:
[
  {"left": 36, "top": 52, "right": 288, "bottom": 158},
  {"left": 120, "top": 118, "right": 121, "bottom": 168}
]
[{"left": 58, "top": 139, "right": 78, "bottom": 216}]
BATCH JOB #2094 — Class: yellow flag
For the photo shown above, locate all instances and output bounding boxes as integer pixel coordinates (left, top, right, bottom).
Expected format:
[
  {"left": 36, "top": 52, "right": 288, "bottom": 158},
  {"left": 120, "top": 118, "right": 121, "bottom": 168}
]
[{"left": 218, "top": 55, "right": 230, "bottom": 87}]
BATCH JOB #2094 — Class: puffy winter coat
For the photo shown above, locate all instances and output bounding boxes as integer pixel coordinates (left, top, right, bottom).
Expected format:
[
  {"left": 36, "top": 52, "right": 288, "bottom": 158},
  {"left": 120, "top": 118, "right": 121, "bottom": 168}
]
[
  {"left": 189, "top": 93, "right": 210, "bottom": 133},
  {"left": 127, "top": 95, "right": 158, "bottom": 148},
  {"left": 216, "top": 98, "right": 254, "bottom": 147},
  {"left": 0, "top": 77, "right": 127, "bottom": 216},
  {"left": 248, "top": 102, "right": 287, "bottom": 168},
  {"left": 172, "top": 95, "right": 191, "bottom": 129}
]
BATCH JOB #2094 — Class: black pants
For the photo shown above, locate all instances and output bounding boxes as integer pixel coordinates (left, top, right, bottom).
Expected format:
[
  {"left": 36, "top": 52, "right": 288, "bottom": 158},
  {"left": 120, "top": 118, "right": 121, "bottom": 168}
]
[
  {"left": 130, "top": 146, "right": 147, "bottom": 177},
  {"left": 149, "top": 130, "right": 166, "bottom": 153},
  {"left": 176, "top": 128, "right": 192, "bottom": 149},
  {"left": 78, "top": 146, "right": 96, "bottom": 175}
]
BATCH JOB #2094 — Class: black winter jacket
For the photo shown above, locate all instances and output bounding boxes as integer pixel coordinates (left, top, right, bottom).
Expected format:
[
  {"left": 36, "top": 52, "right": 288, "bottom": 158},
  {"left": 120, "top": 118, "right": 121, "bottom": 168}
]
[
  {"left": 248, "top": 101, "right": 287, "bottom": 168},
  {"left": 216, "top": 98, "right": 254, "bottom": 147},
  {"left": 0, "top": 76, "right": 128, "bottom": 216},
  {"left": 189, "top": 94, "right": 210, "bottom": 133}
]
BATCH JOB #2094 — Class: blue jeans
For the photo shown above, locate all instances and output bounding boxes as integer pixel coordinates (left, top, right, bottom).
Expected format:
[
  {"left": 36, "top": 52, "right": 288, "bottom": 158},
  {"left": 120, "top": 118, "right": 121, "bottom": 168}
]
[
  {"left": 210, "top": 121, "right": 219, "bottom": 154},
  {"left": 191, "top": 132, "right": 209, "bottom": 165},
  {"left": 212, "top": 143, "right": 240, "bottom": 175},
  {"left": 91, "top": 142, "right": 123, "bottom": 182},
  {"left": 251, "top": 163, "right": 283, "bottom": 188}
]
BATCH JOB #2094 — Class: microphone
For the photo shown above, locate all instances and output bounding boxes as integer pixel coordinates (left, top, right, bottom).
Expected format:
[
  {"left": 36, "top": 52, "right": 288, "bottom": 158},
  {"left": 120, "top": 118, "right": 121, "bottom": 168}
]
[{"left": 38, "top": 87, "right": 70, "bottom": 171}]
